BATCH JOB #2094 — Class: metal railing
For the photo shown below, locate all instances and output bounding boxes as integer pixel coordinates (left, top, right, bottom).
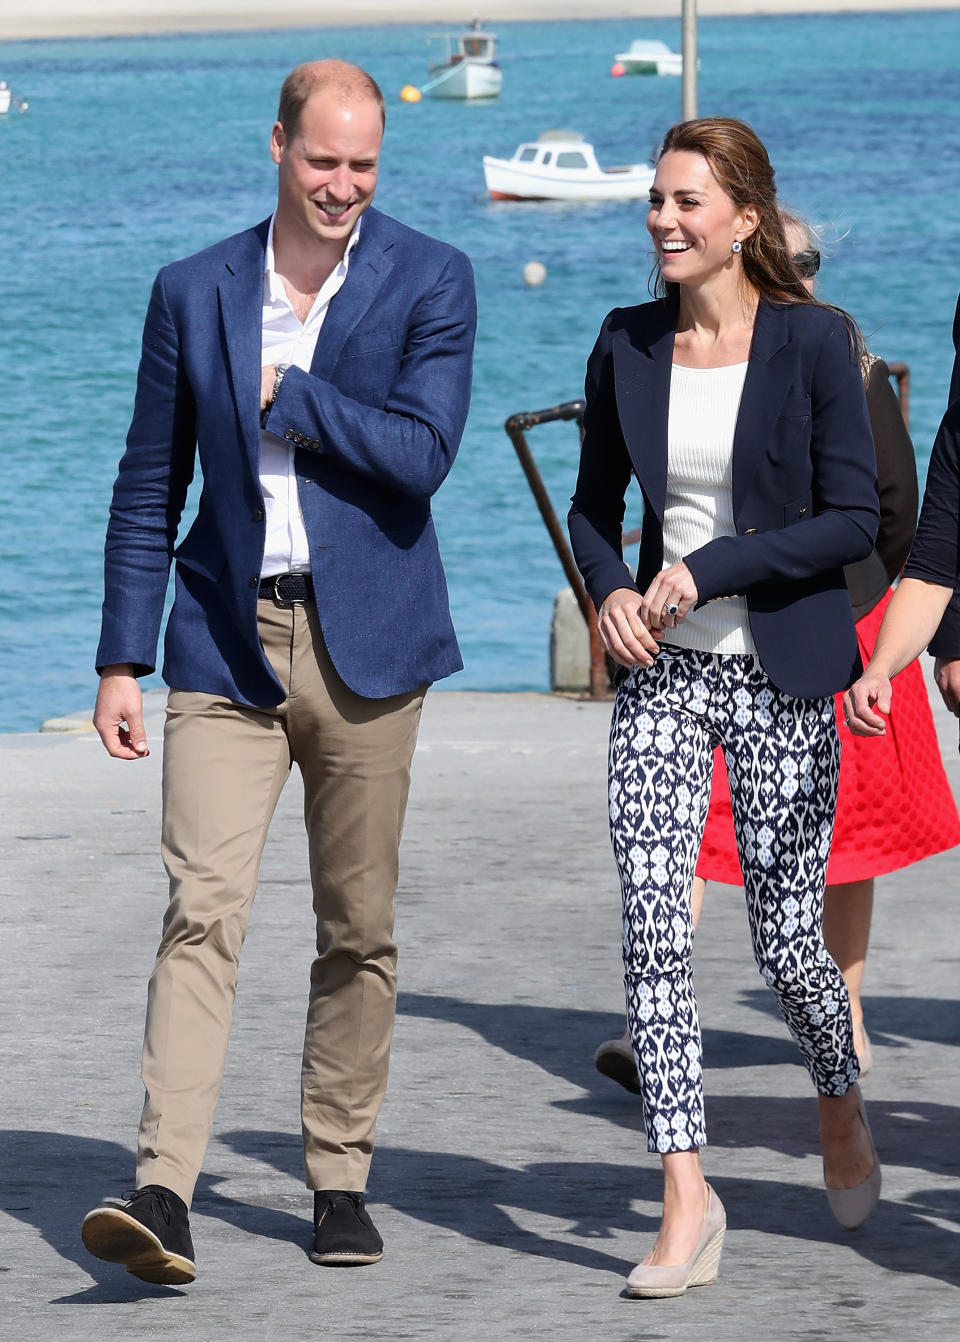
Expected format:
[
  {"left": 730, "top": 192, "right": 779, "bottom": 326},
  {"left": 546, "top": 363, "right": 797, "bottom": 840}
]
[{"left": 504, "top": 399, "right": 609, "bottom": 697}]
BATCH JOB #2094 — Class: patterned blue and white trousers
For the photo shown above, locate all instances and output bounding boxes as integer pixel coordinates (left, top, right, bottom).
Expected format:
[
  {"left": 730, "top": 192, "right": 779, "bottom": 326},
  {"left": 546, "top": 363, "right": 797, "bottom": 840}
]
[{"left": 609, "top": 646, "right": 859, "bottom": 1155}]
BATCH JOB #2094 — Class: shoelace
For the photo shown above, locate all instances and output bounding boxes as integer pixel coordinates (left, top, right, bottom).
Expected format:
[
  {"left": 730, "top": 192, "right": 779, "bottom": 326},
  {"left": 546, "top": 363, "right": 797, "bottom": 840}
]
[
  {"left": 121, "top": 1186, "right": 173, "bottom": 1225},
  {"left": 316, "top": 1191, "right": 366, "bottom": 1222}
]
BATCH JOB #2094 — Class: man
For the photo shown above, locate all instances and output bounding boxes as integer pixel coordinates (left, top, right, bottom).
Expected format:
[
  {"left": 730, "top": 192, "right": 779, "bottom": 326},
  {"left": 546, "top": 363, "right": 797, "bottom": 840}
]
[{"left": 81, "top": 59, "right": 476, "bottom": 1282}]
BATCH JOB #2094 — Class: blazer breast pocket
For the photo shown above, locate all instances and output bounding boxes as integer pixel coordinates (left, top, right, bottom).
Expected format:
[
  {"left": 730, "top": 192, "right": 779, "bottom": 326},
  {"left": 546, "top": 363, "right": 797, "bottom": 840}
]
[
  {"left": 337, "top": 327, "right": 403, "bottom": 360},
  {"left": 783, "top": 493, "right": 813, "bottom": 526}
]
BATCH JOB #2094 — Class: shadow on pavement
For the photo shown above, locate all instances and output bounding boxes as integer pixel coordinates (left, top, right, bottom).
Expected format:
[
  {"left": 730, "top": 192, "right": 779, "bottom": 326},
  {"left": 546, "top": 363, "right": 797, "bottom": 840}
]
[
  {"left": 740, "top": 988, "right": 960, "bottom": 1050},
  {"left": 220, "top": 1127, "right": 642, "bottom": 1276},
  {"left": 219, "top": 1128, "right": 960, "bottom": 1290},
  {"left": 5, "top": 1114, "right": 956, "bottom": 1296},
  {"left": 397, "top": 990, "right": 800, "bottom": 1091},
  {"left": 0, "top": 1129, "right": 310, "bottom": 1304},
  {"left": 0, "top": 1130, "right": 190, "bottom": 1302}
]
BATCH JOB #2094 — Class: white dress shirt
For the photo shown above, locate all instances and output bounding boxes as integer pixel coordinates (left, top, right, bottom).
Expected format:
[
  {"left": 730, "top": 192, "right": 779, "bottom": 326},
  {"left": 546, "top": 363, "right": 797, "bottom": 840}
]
[{"left": 259, "top": 213, "right": 361, "bottom": 578}]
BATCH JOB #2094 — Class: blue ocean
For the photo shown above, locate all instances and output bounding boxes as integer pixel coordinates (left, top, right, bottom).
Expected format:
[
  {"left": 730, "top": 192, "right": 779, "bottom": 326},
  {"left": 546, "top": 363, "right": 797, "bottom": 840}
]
[{"left": 2, "top": 12, "right": 959, "bottom": 732}]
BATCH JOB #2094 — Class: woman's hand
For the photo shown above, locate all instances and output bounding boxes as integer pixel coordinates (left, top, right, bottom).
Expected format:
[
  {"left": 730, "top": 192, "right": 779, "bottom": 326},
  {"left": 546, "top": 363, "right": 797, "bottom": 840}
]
[
  {"left": 598, "top": 588, "right": 663, "bottom": 668},
  {"left": 640, "top": 562, "right": 699, "bottom": 633},
  {"left": 842, "top": 670, "right": 892, "bottom": 736}
]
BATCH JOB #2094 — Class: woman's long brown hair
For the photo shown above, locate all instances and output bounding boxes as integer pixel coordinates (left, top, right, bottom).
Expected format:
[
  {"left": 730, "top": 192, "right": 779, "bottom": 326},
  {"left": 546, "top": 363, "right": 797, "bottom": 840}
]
[{"left": 650, "top": 117, "right": 864, "bottom": 355}]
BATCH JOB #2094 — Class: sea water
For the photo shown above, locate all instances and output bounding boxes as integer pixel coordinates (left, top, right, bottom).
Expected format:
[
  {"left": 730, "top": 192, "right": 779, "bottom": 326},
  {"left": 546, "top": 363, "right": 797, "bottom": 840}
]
[{"left": 2, "top": 12, "right": 959, "bottom": 731}]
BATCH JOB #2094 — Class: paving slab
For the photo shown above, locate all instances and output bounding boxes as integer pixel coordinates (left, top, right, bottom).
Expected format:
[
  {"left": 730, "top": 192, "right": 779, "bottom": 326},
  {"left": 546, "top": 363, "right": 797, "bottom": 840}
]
[{"left": 1, "top": 686, "right": 958, "bottom": 1340}]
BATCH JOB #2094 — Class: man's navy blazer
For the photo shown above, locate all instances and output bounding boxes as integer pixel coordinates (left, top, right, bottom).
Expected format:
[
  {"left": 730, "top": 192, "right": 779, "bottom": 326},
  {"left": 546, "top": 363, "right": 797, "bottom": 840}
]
[
  {"left": 96, "top": 207, "right": 477, "bottom": 703},
  {"left": 568, "top": 296, "right": 880, "bottom": 699}
]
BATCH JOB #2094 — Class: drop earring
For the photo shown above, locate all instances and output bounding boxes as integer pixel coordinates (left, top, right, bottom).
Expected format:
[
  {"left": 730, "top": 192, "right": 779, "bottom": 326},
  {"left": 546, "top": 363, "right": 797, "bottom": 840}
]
[{"left": 731, "top": 239, "right": 742, "bottom": 254}]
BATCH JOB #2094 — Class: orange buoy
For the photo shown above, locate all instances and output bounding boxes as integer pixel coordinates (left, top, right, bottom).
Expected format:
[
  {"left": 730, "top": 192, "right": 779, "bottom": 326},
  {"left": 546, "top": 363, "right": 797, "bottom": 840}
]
[
  {"left": 610, "top": 63, "right": 626, "bottom": 78},
  {"left": 399, "top": 84, "right": 422, "bottom": 103}
]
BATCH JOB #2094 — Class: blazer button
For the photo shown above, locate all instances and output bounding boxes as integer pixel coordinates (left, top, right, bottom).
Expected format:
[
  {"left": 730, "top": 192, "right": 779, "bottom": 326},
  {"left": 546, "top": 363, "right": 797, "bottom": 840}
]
[
  {"left": 249, "top": 575, "right": 259, "bottom": 588},
  {"left": 252, "top": 508, "right": 264, "bottom": 521},
  {"left": 743, "top": 527, "right": 758, "bottom": 535}
]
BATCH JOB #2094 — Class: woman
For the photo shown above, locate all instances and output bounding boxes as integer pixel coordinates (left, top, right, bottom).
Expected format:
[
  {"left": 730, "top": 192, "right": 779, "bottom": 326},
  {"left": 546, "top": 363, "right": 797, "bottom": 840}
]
[
  {"left": 569, "top": 118, "right": 882, "bottom": 1298},
  {"left": 845, "top": 395, "right": 960, "bottom": 737}
]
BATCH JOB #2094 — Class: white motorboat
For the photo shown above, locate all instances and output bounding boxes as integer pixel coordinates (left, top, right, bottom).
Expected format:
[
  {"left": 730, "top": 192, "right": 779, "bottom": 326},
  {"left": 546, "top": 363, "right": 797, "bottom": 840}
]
[
  {"left": 423, "top": 21, "right": 502, "bottom": 100},
  {"left": 0, "top": 80, "right": 28, "bottom": 114},
  {"left": 483, "top": 131, "right": 654, "bottom": 202},
  {"left": 614, "top": 39, "right": 684, "bottom": 76}
]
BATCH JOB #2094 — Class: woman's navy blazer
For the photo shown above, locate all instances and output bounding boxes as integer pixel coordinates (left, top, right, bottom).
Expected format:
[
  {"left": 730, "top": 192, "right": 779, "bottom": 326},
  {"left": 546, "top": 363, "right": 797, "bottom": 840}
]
[{"left": 569, "top": 296, "right": 880, "bottom": 699}]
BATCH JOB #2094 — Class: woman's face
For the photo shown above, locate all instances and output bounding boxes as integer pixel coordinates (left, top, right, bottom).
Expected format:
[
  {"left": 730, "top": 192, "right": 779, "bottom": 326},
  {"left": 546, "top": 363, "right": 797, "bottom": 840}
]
[{"left": 647, "top": 149, "right": 756, "bottom": 288}]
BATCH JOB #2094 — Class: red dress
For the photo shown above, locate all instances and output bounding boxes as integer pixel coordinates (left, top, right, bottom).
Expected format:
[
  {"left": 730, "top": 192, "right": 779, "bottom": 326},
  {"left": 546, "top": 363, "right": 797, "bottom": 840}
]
[{"left": 697, "top": 588, "right": 960, "bottom": 884}]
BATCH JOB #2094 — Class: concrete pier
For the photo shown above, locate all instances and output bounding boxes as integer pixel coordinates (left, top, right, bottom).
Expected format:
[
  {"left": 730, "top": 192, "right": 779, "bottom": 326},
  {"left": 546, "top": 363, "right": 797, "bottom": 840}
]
[{"left": 1, "top": 687, "right": 958, "bottom": 1339}]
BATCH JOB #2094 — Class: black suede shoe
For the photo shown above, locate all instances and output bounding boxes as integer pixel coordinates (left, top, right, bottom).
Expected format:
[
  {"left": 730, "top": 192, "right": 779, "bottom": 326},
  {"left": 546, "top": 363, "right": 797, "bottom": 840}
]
[
  {"left": 81, "top": 1185, "right": 196, "bottom": 1284},
  {"left": 311, "top": 1190, "right": 384, "bottom": 1266}
]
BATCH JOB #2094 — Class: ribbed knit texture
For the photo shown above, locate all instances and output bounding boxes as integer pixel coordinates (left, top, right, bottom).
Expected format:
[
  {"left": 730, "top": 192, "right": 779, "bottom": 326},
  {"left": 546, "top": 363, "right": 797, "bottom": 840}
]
[{"left": 663, "top": 362, "right": 756, "bottom": 655}]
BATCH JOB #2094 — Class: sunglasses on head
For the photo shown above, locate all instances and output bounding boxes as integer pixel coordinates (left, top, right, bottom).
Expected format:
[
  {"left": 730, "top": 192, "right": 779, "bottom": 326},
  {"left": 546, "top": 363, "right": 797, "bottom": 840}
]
[{"left": 792, "top": 248, "right": 821, "bottom": 279}]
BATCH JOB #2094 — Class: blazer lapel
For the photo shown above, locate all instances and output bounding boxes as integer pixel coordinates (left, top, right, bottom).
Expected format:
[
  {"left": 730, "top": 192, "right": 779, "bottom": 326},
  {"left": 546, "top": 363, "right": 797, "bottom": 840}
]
[
  {"left": 731, "top": 300, "right": 794, "bottom": 514},
  {"left": 612, "top": 297, "right": 677, "bottom": 521},
  {"left": 219, "top": 219, "right": 269, "bottom": 474},
  {"left": 309, "top": 208, "right": 396, "bottom": 382}
]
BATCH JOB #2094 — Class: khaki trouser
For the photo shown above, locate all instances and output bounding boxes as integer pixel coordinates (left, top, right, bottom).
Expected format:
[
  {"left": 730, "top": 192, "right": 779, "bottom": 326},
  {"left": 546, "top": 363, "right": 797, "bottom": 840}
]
[{"left": 135, "top": 597, "right": 424, "bottom": 1207}]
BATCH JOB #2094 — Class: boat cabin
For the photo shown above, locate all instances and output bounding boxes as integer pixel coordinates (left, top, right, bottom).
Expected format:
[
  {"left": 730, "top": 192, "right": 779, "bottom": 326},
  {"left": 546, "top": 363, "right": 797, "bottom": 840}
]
[{"left": 510, "top": 132, "right": 598, "bottom": 174}]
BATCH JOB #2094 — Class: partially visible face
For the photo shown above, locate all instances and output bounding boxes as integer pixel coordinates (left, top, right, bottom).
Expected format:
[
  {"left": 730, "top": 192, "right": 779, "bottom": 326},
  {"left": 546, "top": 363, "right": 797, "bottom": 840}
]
[
  {"left": 270, "top": 90, "right": 383, "bottom": 248},
  {"left": 783, "top": 219, "right": 817, "bottom": 296},
  {"left": 647, "top": 148, "right": 757, "bottom": 286}
]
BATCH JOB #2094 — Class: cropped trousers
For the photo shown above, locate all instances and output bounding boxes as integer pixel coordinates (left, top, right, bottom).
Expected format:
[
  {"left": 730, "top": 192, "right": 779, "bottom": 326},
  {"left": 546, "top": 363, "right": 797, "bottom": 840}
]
[
  {"left": 136, "top": 597, "right": 424, "bottom": 1206},
  {"left": 608, "top": 646, "right": 858, "bottom": 1155}
]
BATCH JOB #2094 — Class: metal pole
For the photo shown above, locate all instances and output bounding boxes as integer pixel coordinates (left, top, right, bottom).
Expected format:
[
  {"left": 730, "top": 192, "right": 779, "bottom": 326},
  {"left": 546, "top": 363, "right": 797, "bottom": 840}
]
[{"left": 682, "top": 0, "right": 698, "bottom": 120}]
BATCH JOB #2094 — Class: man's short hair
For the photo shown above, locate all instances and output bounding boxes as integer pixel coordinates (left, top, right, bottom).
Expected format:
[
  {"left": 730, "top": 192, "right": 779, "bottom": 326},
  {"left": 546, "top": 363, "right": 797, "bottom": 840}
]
[{"left": 277, "top": 60, "right": 386, "bottom": 137}]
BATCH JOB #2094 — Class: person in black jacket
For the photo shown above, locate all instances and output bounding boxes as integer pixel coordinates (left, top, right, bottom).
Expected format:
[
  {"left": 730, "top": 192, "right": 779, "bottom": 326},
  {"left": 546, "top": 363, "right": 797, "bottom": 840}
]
[
  {"left": 569, "top": 118, "right": 881, "bottom": 1297},
  {"left": 926, "top": 291, "right": 960, "bottom": 711}
]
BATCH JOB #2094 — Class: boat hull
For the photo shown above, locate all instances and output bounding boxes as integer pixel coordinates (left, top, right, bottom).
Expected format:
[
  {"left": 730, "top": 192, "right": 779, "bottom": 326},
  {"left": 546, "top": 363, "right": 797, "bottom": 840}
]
[
  {"left": 614, "top": 53, "right": 683, "bottom": 76},
  {"left": 0, "top": 88, "right": 11, "bottom": 114},
  {"left": 427, "top": 61, "right": 502, "bottom": 100},
  {"left": 483, "top": 155, "right": 653, "bottom": 201}
]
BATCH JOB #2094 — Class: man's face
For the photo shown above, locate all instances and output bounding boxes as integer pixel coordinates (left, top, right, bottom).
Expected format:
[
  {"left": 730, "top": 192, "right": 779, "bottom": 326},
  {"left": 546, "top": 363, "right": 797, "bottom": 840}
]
[{"left": 270, "top": 91, "right": 382, "bottom": 249}]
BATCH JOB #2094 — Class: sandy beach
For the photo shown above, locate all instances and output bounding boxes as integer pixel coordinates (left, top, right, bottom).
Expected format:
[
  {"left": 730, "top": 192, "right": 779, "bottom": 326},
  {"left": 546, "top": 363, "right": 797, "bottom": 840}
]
[{"left": 2, "top": 0, "right": 958, "bottom": 43}]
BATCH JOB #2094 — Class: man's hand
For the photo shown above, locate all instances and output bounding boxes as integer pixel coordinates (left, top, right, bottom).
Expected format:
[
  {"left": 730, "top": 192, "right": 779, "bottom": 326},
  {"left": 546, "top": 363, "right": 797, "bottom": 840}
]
[
  {"left": 260, "top": 364, "right": 277, "bottom": 413},
  {"left": 842, "top": 670, "right": 892, "bottom": 737},
  {"left": 639, "top": 561, "right": 699, "bottom": 634},
  {"left": 93, "top": 665, "right": 149, "bottom": 759},
  {"left": 934, "top": 656, "right": 960, "bottom": 716},
  {"left": 598, "top": 588, "right": 662, "bottom": 668}
]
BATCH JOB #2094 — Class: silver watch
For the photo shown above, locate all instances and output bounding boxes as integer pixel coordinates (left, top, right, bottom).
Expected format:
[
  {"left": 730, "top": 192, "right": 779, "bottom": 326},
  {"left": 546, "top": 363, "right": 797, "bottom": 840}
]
[{"left": 272, "top": 361, "right": 291, "bottom": 402}]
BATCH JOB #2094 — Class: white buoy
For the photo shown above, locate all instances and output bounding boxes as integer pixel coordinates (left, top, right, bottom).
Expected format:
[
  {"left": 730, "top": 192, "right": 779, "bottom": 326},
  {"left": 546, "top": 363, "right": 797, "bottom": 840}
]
[{"left": 523, "top": 260, "right": 547, "bottom": 287}]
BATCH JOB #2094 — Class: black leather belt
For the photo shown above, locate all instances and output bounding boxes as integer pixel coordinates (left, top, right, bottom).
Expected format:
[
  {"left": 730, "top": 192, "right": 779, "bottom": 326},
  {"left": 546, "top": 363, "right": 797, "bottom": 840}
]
[{"left": 258, "top": 572, "right": 314, "bottom": 603}]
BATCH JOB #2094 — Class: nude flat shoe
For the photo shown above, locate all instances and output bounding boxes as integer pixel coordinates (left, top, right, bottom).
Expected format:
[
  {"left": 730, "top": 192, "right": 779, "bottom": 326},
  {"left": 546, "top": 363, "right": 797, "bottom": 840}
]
[
  {"left": 824, "top": 1082, "right": 881, "bottom": 1231},
  {"left": 594, "top": 1035, "right": 642, "bottom": 1095},
  {"left": 855, "top": 1025, "right": 873, "bottom": 1078},
  {"left": 626, "top": 1184, "right": 726, "bottom": 1299}
]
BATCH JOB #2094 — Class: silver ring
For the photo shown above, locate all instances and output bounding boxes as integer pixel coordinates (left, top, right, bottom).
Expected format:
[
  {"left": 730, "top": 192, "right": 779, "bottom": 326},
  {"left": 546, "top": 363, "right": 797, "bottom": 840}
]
[{"left": 666, "top": 603, "right": 679, "bottom": 617}]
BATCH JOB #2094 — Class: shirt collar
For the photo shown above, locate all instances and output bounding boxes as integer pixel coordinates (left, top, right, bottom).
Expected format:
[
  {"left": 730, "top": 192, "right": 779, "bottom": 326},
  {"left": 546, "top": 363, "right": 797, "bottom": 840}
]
[{"left": 264, "top": 212, "right": 363, "bottom": 305}]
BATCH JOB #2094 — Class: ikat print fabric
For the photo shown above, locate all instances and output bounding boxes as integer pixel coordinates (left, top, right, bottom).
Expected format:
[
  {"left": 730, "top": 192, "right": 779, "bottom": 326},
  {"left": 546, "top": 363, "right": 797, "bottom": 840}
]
[{"left": 609, "top": 647, "right": 859, "bottom": 1154}]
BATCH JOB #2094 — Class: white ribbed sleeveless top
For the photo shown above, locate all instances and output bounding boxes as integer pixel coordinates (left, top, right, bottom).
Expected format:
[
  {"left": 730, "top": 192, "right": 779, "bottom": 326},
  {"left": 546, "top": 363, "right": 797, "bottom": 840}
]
[{"left": 662, "top": 362, "right": 756, "bottom": 655}]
